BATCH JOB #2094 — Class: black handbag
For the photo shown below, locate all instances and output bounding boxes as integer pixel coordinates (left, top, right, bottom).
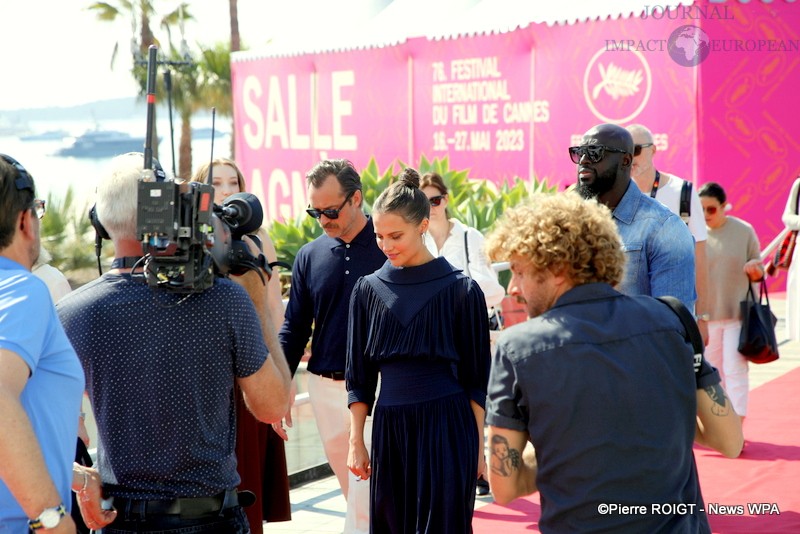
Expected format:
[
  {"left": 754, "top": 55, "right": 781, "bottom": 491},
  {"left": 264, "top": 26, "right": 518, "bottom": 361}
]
[{"left": 738, "top": 281, "right": 780, "bottom": 364}]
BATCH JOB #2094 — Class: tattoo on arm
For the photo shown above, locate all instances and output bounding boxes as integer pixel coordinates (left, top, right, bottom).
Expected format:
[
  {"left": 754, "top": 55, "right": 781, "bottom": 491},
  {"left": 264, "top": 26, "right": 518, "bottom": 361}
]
[
  {"left": 508, "top": 448, "right": 521, "bottom": 469},
  {"left": 490, "top": 435, "right": 522, "bottom": 478},
  {"left": 703, "top": 383, "right": 731, "bottom": 416}
]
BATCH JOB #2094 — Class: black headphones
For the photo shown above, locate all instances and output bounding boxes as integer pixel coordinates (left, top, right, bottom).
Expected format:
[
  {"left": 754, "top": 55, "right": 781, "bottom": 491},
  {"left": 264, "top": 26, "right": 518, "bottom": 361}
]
[
  {"left": 89, "top": 156, "right": 167, "bottom": 273},
  {"left": 1, "top": 153, "right": 35, "bottom": 193}
]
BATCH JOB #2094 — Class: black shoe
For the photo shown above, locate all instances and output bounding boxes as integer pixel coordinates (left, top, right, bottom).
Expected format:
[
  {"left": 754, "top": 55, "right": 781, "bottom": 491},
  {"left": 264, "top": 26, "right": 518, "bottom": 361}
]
[{"left": 476, "top": 475, "right": 490, "bottom": 496}]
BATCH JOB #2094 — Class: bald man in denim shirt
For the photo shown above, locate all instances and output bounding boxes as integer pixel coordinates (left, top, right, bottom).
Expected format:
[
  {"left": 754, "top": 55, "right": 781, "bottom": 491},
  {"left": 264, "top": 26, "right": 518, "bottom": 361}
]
[{"left": 572, "top": 123, "right": 696, "bottom": 310}]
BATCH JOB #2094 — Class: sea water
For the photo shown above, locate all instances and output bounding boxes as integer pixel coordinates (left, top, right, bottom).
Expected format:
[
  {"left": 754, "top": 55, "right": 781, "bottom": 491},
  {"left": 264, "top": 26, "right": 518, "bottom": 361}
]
[{"left": 1, "top": 116, "right": 231, "bottom": 213}]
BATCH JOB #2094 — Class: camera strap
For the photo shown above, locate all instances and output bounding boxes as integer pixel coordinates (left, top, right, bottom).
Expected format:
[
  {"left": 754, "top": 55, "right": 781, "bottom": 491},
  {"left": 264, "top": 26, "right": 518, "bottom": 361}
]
[{"left": 111, "top": 257, "right": 144, "bottom": 270}]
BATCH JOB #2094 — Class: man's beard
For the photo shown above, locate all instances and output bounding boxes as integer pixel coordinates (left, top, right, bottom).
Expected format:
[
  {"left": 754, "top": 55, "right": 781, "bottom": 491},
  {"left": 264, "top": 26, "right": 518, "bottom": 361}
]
[{"left": 577, "top": 167, "right": 617, "bottom": 200}]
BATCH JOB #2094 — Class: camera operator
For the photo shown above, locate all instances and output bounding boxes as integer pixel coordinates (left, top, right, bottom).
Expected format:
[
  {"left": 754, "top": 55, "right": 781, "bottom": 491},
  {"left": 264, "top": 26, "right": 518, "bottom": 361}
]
[{"left": 57, "top": 153, "right": 291, "bottom": 533}]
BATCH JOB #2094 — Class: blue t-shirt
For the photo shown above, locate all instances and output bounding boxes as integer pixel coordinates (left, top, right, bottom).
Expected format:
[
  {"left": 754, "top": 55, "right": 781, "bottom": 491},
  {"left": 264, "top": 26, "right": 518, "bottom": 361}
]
[
  {"left": 57, "top": 273, "right": 267, "bottom": 499},
  {"left": 614, "top": 180, "right": 697, "bottom": 310},
  {"left": 487, "top": 283, "right": 711, "bottom": 533},
  {"left": 0, "top": 257, "right": 84, "bottom": 531}
]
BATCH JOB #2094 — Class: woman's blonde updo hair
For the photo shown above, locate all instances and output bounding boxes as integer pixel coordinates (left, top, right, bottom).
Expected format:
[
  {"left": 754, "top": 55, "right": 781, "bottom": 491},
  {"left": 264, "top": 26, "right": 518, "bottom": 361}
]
[{"left": 373, "top": 167, "right": 430, "bottom": 225}]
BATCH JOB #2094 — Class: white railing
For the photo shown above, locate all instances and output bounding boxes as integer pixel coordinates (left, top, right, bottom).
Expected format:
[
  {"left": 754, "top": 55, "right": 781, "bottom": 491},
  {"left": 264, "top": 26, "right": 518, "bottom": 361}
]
[{"left": 761, "top": 227, "right": 790, "bottom": 263}]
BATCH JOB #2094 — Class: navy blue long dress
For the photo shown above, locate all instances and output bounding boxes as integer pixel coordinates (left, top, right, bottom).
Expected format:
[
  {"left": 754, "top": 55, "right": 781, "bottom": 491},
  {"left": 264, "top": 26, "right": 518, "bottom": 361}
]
[{"left": 346, "top": 257, "right": 491, "bottom": 533}]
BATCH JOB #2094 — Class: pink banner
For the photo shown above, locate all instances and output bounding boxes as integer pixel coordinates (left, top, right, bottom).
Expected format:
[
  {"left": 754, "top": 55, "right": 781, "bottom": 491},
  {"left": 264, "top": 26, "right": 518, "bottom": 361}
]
[
  {"left": 232, "top": 0, "right": 800, "bottom": 267},
  {"left": 232, "top": 46, "right": 408, "bottom": 221},
  {"left": 532, "top": 14, "right": 697, "bottom": 189},
  {"left": 409, "top": 31, "right": 535, "bottom": 185},
  {"left": 698, "top": 0, "right": 800, "bottom": 280}
]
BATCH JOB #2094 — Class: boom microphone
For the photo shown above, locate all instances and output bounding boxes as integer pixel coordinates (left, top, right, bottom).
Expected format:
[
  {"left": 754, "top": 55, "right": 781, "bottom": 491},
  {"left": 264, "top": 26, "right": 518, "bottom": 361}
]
[{"left": 218, "top": 192, "right": 263, "bottom": 237}]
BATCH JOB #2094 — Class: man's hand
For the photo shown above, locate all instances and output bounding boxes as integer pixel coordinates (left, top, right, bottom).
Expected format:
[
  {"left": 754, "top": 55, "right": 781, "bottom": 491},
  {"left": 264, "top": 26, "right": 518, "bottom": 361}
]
[
  {"left": 230, "top": 235, "right": 270, "bottom": 293},
  {"left": 74, "top": 466, "right": 117, "bottom": 530},
  {"left": 271, "top": 381, "right": 296, "bottom": 440}
]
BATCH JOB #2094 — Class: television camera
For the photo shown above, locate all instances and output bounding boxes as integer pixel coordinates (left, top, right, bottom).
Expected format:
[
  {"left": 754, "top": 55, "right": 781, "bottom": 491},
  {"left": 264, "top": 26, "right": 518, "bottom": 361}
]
[
  {"left": 136, "top": 179, "right": 272, "bottom": 293},
  {"left": 133, "top": 44, "right": 273, "bottom": 294}
]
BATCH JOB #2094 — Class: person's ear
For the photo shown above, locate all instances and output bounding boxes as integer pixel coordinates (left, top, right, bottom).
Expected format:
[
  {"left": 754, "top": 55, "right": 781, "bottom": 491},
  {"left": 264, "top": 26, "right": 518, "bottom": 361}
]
[
  {"left": 18, "top": 207, "right": 36, "bottom": 240},
  {"left": 621, "top": 152, "right": 633, "bottom": 168},
  {"left": 549, "top": 264, "right": 568, "bottom": 285},
  {"left": 419, "top": 218, "right": 430, "bottom": 235}
]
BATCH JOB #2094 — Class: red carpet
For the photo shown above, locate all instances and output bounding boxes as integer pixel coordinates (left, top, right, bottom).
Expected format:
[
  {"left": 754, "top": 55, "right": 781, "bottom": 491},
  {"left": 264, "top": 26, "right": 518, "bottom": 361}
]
[{"left": 474, "top": 367, "right": 800, "bottom": 533}]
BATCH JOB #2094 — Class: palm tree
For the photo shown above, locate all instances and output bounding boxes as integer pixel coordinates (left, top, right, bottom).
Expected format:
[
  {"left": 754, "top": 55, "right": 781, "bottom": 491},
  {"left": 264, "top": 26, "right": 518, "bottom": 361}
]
[
  {"left": 165, "top": 42, "right": 233, "bottom": 179},
  {"left": 197, "top": 44, "right": 232, "bottom": 117},
  {"left": 160, "top": 47, "right": 200, "bottom": 179},
  {"left": 230, "top": 0, "right": 240, "bottom": 53},
  {"left": 88, "top": 1, "right": 155, "bottom": 67},
  {"left": 229, "top": 0, "right": 240, "bottom": 158},
  {"left": 88, "top": 1, "right": 193, "bottom": 161}
]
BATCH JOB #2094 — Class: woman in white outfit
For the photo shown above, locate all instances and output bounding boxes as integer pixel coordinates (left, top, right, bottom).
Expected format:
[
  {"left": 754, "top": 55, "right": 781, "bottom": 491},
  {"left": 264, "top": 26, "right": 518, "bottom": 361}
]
[
  {"left": 420, "top": 172, "right": 505, "bottom": 310},
  {"left": 420, "top": 172, "right": 505, "bottom": 496},
  {"left": 780, "top": 177, "right": 800, "bottom": 342}
]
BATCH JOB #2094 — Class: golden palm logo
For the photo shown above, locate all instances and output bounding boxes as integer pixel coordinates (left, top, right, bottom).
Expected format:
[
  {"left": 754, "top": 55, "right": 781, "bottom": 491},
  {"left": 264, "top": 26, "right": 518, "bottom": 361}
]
[
  {"left": 583, "top": 47, "right": 652, "bottom": 123},
  {"left": 591, "top": 63, "right": 644, "bottom": 101}
]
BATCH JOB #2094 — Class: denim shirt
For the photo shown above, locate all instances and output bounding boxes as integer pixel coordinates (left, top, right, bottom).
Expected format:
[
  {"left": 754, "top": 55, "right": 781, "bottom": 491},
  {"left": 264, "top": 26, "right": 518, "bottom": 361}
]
[{"left": 613, "top": 180, "right": 696, "bottom": 310}]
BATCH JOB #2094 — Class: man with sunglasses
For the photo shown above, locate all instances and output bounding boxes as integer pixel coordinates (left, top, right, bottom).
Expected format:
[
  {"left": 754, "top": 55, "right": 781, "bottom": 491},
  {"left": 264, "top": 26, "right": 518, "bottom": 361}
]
[
  {"left": 1, "top": 155, "right": 87, "bottom": 533},
  {"left": 572, "top": 123, "right": 696, "bottom": 310},
  {"left": 278, "top": 159, "right": 386, "bottom": 534},
  {"left": 626, "top": 124, "right": 711, "bottom": 343}
]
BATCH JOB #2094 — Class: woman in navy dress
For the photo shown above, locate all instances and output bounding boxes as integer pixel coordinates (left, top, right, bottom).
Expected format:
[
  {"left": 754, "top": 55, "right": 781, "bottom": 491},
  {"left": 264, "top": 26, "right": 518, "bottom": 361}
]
[{"left": 346, "top": 167, "right": 491, "bottom": 533}]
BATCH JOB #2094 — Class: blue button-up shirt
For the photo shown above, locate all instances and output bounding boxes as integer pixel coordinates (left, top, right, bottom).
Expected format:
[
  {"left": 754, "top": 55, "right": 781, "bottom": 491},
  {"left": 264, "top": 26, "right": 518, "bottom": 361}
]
[
  {"left": 613, "top": 180, "right": 696, "bottom": 310},
  {"left": 279, "top": 216, "right": 387, "bottom": 375}
]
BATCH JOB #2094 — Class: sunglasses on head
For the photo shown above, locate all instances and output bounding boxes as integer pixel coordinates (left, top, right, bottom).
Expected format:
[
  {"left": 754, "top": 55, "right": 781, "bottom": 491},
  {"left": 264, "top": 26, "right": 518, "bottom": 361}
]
[
  {"left": 568, "top": 145, "right": 628, "bottom": 164},
  {"left": 633, "top": 143, "right": 654, "bottom": 156},
  {"left": 1, "top": 153, "right": 35, "bottom": 192},
  {"left": 703, "top": 205, "right": 719, "bottom": 215},
  {"left": 428, "top": 195, "right": 446, "bottom": 207},
  {"left": 306, "top": 190, "right": 355, "bottom": 220}
]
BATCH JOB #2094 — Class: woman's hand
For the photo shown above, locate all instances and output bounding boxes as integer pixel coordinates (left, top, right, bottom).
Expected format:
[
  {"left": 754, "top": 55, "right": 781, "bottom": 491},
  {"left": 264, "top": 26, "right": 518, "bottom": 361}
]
[
  {"left": 348, "top": 440, "right": 372, "bottom": 481},
  {"left": 744, "top": 259, "right": 765, "bottom": 281}
]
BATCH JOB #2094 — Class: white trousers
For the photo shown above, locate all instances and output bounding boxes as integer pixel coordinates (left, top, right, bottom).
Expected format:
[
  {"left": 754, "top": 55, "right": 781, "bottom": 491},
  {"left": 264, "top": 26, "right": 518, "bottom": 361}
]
[
  {"left": 706, "top": 319, "right": 750, "bottom": 416},
  {"left": 307, "top": 373, "right": 371, "bottom": 534}
]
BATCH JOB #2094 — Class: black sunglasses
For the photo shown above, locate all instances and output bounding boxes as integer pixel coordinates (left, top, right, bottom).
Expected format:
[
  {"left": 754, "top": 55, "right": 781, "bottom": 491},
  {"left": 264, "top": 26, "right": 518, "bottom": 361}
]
[
  {"left": 633, "top": 143, "right": 654, "bottom": 156},
  {"left": 428, "top": 195, "right": 446, "bottom": 207},
  {"left": 306, "top": 190, "right": 355, "bottom": 220},
  {"left": 568, "top": 145, "right": 628, "bottom": 164}
]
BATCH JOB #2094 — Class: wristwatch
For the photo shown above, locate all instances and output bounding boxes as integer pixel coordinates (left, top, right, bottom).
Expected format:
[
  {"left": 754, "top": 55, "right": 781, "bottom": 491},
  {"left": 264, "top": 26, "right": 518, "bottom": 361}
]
[
  {"left": 698, "top": 313, "right": 711, "bottom": 321},
  {"left": 28, "top": 504, "right": 66, "bottom": 530}
]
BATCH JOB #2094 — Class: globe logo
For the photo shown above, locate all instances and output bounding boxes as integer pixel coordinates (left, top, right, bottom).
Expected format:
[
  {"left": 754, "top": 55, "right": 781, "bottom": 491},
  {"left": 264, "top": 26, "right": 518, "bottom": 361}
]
[{"left": 668, "top": 25, "right": 711, "bottom": 66}]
